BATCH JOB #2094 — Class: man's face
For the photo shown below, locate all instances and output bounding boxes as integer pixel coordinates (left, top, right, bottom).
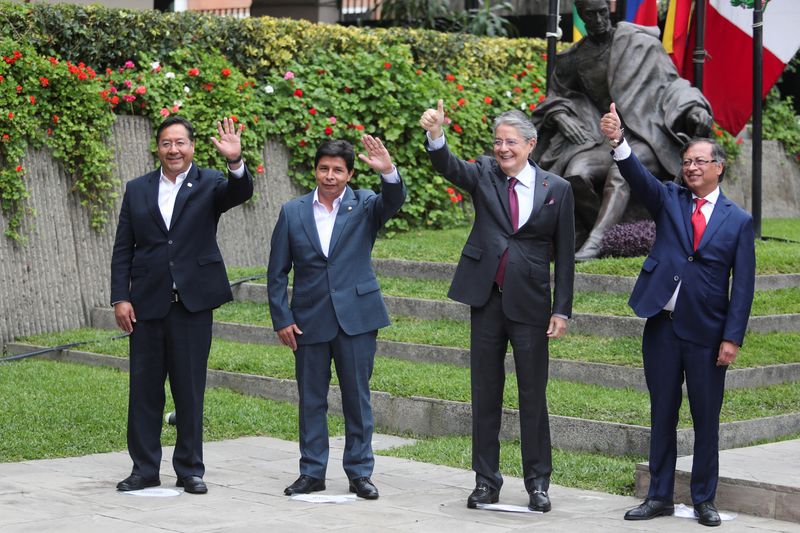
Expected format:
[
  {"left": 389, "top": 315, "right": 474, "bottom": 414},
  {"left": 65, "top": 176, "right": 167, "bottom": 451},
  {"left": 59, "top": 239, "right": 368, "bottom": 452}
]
[
  {"left": 682, "top": 142, "right": 723, "bottom": 198},
  {"left": 315, "top": 155, "right": 353, "bottom": 204},
  {"left": 493, "top": 124, "right": 536, "bottom": 178},
  {"left": 578, "top": 0, "right": 612, "bottom": 39},
  {"left": 157, "top": 124, "right": 195, "bottom": 179}
]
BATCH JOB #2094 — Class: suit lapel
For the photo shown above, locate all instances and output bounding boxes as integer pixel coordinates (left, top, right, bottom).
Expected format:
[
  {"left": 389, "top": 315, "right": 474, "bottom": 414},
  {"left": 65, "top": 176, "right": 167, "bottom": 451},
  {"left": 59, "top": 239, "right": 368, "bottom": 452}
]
[
  {"left": 328, "top": 187, "right": 357, "bottom": 256},
  {"left": 299, "top": 193, "right": 325, "bottom": 258},
  {"left": 145, "top": 170, "right": 168, "bottom": 235},
  {"left": 492, "top": 165, "right": 514, "bottom": 231},
  {"left": 697, "top": 193, "right": 732, "bottom": 250},
  {"left": 681, "top": 190, "right": 695, "bottom": 252},
  {"left": 526, "top": 162, "right": 548, "bottom": 226},
  {"left": 169, "top": 164, "right": 197, "bottom": 230}
]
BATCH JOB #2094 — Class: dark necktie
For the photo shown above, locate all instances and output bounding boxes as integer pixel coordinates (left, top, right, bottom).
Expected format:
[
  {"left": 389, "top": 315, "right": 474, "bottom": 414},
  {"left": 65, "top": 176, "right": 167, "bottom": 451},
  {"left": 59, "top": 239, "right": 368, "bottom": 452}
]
[
  {"left": 494, "top": 177, "right": 519, "bottom": 288},
  {"left": 692, "top": 197, "right": 708, "bottom": 251}
]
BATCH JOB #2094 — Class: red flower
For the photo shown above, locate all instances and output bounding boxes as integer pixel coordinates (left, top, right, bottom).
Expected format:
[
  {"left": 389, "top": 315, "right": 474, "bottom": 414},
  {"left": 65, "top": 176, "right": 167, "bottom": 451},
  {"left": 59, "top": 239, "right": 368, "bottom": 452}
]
[
  {"left": 512, "top": 73, "right": 518, "bottom": 79},
  {"left": 172, "top": 105, "right": 179, "bottom": 113},
  {"left": 39, "top": 77, "right": 49, "bottom": 87},
  {"left": 354, "top": 124, "right": 364, "bottom": 131},
  {"left": 188, "top": 68, "right": 200, "bottom": 77},
  {"left": 8, "top": 112, "right": 13, "bottom": 119},
  {"left": 77, "top": 72, "right": 87, "bottom": 80},
  {"left": 29, "top": 95, "right": 36, "bottom": 104},
  {"left": 541, "top": 53, "right": 548, "bottom": 60},
  {"left": 457, "top": 97, "right": 466, "bottom": 106},
  {"left": 0, "top": 75, "right": 3, "bottom": 82},
  {"left": 16, "top": 85, "right": 22, "bottom": 93},
  {"left": 1, "top": 134, "right": 9, "bottom": 141},
  {"left": 344, "top": 86, "right": 351, "bottom": 93},
  {"left": 456, "top": 84, "right": 464, "bottom": 91},
  {"left": 230, "top": 115, "right": 238, "bottom": 122},
  {"left": 456, "top": 193, "right": 463, "bottom": 201},
  {"left": 450, "top": 196, "right": 459, "bottom": 203},
  {"left": 221, "top": 68, "right": 231, "bottom": 77},
  {"left": 317, "top": 69, "right": 326, "bottom": 75},
  {"left": 110, "top": 96, "right": 120, "bottom": 105},
  {"left": 453, "top": 124, "right": 463, "bottom": 134},
  {"left": 735, "top": 138, "right": 743, "bottom": 145},
  {"left": 48, "top": 57, "right": 58, "bottom": 65},
  {"left": 309, "top": 108, "right": 317, "bottom": 115},
  {"left": 513, "top": 87, "right": 522, "bottom": 93},
  {"left": 415, "top": 69, "right": 423, "bottom": 75},
  {"left": 52, "top": 114, "right": 59, "bottom": 124},
  {"left": 16, "top": 165, "right": 23, "bottom": 172},
  {"left": 446, "top": 187, "right": 455, "bottom": 194},
  {"left": 294, "top": 88, "right": 303, "bottom": 97},
  {"left": 299, "top": 139, "right": 307, "bottom": 147},
  {"left": 714, "top": 129, "right": 723, "bottom": 137},
  {"left": 538, "top": 94, "right": 545, "bottom": 102},
  {"left": 203, "top": 82, "right": 214, "bottom": 91},
  {"left": 445, "top": 73, "right": 455, "bottom": 81},
  {"left": 533, "top": 87, "right": 540, "bottom": 93},
  {"left": 324, "top": 126, "right": 333, "bottom": 135},
  {"left": 47, "top": 128, "right": 52, "bottom": 136},
  {"left": 483, "top": 96, "right": 493, "bottom": 104},
  {"left": 528, "top": 103, "right": 537, "bottom": 111},
  {"left": 135, "top": 85, "right": 147, "bottom": 95},
  {"left": 384, "top": 62, "right": 391, "bottom": 69},
  {"left": 256, "top": 164, "right": 264, "bottom": 174},
  {"left": 160, "top": 108, "right": 170, "bottom": 117},
  {"left": 122, "top": 94, "right": 136, "bottom": 103}
]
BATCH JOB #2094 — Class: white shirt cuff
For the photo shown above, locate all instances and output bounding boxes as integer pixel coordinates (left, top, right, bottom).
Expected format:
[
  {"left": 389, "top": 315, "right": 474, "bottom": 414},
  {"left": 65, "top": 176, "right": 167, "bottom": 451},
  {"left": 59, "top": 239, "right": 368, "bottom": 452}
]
[
  {"left": 227, "top": 162, "right": 246, "bottom": 177},
  {"left": 553, "top": 313, "right": 569, "bottom": 320},
  {"left": 381, "top": 166, "right": 400, "bottom": 183},
  {"left": 426, "top": 131, "right": 446, "bottom": 151},
  {"left": 611, "top": 139, "right": 632, "bottom": 161}
]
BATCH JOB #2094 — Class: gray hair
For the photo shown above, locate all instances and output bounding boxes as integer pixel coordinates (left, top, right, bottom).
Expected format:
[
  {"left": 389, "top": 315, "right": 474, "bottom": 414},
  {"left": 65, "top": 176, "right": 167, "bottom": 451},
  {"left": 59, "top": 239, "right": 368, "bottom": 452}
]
[
  {"left": 493, "top": 110, "right": 537, "bottom": 142},
  {"left": 680, "top": 137, "right": 727, "bottom": 181}
]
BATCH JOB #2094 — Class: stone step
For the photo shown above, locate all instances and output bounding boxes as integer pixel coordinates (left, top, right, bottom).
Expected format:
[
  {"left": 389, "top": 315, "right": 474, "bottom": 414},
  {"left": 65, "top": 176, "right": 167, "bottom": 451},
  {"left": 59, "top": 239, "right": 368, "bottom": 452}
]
[
  {"left": 634, "top": 439, "right": 800, "bottom": 523},
  {"left": 233, "top": 282, "right": 800, "bottom": 336},
  {"left": 7, "top": 341, "right": 800, "bottom": 460},
  {"left": 89, "top": 306, "right": 800, "bottom": 391},
  {"left": 371, "top": 258, "right": 800, "bottom": 292}
]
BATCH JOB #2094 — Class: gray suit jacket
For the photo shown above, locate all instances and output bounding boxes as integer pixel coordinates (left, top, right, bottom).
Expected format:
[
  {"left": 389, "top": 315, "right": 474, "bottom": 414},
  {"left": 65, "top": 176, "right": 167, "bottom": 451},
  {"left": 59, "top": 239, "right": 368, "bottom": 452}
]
[
  {"left": 428, "top": 142, "right": 575, "bottom": 326},
  {"left": 267, "top": 179, "right": 406, "bottom": 345}
]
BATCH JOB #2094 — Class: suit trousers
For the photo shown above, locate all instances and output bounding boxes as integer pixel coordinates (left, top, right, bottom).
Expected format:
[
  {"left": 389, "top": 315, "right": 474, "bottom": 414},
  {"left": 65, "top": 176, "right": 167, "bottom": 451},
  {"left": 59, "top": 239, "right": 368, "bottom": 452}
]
[
  {"left": 470, "top": 289, "right": 552, "bottom": 492},
  {"left": 295, "top": 329, "right": 377, "bottom": 481},
  {"left": 643, "top": 313, "right": 727, "bottom": 504},
  {"left": 127, "top": 301, "right": 212, "bottom": 480}
]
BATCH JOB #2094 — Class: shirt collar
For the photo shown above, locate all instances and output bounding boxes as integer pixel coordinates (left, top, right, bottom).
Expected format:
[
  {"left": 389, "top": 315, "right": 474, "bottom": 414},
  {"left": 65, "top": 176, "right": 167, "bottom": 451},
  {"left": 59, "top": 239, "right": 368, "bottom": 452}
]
[
  {"left": 160, "top": 163, "right": 191, "bottom": 185},
  {"left": 313, "top": 186, "right": 347, "bottom": 209},
  {"left": 509, "top": 162, "right": 535, "bottom": 188},
  {"left": 693, "top": 186, "right": 720, "bottom": 205}
]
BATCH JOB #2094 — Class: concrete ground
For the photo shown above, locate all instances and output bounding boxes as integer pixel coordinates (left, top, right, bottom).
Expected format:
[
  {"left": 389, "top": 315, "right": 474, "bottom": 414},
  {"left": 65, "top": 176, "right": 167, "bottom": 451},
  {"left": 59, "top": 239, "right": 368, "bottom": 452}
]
[{"left": 1, "top": 434, "right": 799, "bottom": 533}]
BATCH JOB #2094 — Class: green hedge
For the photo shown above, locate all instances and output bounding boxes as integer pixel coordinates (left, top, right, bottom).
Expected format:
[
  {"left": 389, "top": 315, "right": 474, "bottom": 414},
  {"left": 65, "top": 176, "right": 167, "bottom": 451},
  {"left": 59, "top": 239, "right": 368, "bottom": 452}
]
[{"left": 0, "top": 1, "right": 549, "bottom": 237}]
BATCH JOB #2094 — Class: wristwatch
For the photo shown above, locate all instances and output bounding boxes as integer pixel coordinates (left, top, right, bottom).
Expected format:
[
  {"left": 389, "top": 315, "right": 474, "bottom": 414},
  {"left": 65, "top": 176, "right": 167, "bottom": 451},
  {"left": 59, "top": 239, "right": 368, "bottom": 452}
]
[{"left": 609, "top": 128, "right": 624, "bottom": 148}]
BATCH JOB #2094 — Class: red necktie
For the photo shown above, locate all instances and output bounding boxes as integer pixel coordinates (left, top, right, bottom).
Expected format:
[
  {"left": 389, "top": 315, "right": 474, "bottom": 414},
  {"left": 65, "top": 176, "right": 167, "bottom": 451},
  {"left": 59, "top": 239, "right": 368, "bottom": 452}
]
[
  {"left": 692, "top": 197, "right": 708, "bottom": 251},
  {"left": 494, "top": 177, "right": 519, "bottom": 288}
]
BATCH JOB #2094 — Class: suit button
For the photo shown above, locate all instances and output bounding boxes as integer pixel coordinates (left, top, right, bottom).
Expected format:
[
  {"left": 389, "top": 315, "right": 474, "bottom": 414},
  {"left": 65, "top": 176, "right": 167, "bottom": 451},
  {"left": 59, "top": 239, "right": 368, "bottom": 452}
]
[
  {"left": 170, "top": 261, "right": 174, "bottom": 266},
  {"left": 673, "top": 275, "right": 680, "bottom": 282},
  {"left": 168, "top": 240, "right": 173, "bottom": 245},
  {"left": 688, "top": 256, "right": 694, "bottom": 262}
]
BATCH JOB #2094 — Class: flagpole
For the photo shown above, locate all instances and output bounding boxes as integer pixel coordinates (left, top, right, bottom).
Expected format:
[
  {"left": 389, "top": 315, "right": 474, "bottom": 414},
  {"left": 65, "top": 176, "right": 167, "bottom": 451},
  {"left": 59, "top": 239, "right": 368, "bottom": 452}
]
[
  {"left": 752, "top": 0, "right": 763, "bottom": 239},
  {"left": 545, "top": 0, "right": 560, "bottom": 93},
  {"left": 693, "top": 0, "right": 707, "bottom": 89}
]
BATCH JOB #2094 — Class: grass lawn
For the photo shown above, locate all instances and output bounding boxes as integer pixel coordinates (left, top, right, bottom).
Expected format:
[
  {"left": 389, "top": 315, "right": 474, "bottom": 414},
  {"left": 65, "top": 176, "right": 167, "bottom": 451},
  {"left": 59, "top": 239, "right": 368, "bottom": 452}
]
[{"left": 16, "top": 330, "right": 800, "bottom": 429}]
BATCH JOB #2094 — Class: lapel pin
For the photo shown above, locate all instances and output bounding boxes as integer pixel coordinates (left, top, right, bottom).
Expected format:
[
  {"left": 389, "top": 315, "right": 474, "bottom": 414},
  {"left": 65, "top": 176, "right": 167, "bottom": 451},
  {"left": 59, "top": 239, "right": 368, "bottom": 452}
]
[
  {"left": 347, "top": 206, "right": 352, "bottom": 211},
  {"left": 187, "top": 182, "right": 193, "bottom": 188},
  {"left": 542, "top": 181, "right": 548, "bottom": 188}
]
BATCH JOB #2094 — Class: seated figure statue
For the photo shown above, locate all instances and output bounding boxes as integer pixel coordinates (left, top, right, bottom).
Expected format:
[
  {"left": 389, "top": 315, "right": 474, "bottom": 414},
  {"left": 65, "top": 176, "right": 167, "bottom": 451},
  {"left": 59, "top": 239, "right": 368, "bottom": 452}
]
[{"left": 532, "top": 0, "right": 713, "bottom": 260}]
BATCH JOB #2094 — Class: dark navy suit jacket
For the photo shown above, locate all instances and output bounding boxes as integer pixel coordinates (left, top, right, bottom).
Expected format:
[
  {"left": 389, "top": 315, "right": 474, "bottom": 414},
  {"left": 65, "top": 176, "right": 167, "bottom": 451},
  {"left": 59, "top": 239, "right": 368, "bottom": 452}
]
[
  {"left": 110, "top": 163, "right": 254, "bottom": 319},
  {"left": 267, "top": 179, "right": 406, "bottom": 345},
  {"left": 617, "top": 153, "right": 755, "bottom": 347}
]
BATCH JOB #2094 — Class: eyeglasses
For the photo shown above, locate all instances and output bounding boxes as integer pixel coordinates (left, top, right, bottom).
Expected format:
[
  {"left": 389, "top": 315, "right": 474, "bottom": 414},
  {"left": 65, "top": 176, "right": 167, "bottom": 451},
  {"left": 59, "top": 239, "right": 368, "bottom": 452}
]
[
  {"left": 159, "top": 139, "right": 191, "bottom": 150},
  {"left": 681, "top": 158, "right": 718, "bottom": 168},
  {"left": 494, "top": 138, "right": 522, "bottom": 148}
]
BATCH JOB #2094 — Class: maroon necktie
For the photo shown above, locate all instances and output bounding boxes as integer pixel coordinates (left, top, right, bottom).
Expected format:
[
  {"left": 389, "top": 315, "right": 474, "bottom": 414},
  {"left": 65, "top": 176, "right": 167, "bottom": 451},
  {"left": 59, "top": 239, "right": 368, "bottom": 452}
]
[
  {"left": 692, "top": 197, "right": 708, "bottom": 251},
  {"left": 494, "top": 177, "right": 519, "bottom": 288}
]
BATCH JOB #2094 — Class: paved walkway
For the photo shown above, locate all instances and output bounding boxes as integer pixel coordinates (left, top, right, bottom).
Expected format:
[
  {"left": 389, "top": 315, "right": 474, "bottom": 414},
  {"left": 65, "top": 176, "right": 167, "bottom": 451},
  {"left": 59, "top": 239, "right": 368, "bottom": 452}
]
[{"left": 1, "top": 434, "right": 798, "bottom": 533}]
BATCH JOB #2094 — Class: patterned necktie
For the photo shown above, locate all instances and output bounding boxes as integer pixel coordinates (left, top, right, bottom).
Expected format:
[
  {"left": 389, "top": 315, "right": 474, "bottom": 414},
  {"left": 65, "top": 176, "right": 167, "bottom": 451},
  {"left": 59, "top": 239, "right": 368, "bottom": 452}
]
[
  {"left": 494, "top": 177, "right": 519, "bottom": 288},
  {"left": 692, "top": 197, "right": 708, "bottom": 251}
]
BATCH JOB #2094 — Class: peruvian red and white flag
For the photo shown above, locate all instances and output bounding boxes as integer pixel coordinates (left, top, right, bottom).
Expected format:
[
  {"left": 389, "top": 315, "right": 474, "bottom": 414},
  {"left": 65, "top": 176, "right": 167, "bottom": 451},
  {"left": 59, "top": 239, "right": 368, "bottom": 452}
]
[{"left": 704, "top": 0, "right": 800, "bottom": 135}]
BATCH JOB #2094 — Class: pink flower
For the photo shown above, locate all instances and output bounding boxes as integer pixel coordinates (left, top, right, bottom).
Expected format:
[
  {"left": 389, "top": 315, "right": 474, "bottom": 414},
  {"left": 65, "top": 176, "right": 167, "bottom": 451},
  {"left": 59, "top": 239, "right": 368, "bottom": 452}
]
[
  {"left": 122, "top": 94, "right": 136, "bottom": 103},
  {"left": 284, "top": 71, "right": 295, "bottom": 80},
  {"left": 329, "top": 116, "right": 337, "bottom": 125},
  {"left": 256, "top": 164, "right": 264, "bottom": 174},
  {"left": 124, "top": 60, "right": 135, "bottom": 69},
  {"left": 160, "top": 108, "right": 170, "bottom": 117},
  {"left": 135, "top": 85, "right": 147, "bottom": 95},
  {"left": 123, "top": 80, "right": 132, "bottom": 88},
  {"left": 172, "top": 105, "right": 180, "bottom": 113}
]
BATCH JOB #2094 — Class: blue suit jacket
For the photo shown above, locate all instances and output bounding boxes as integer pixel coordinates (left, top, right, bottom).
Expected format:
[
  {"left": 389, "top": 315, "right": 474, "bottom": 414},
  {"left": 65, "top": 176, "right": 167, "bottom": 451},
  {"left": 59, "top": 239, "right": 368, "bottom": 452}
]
[
  {"left": 617, "top": 153, "right": 755, "bottom": 347},
  {"left": 110, "top": 163, "right": 254, "bottom": 320},
  {"left": 267, "top": 179, "right": 406, "bottom": 345}
]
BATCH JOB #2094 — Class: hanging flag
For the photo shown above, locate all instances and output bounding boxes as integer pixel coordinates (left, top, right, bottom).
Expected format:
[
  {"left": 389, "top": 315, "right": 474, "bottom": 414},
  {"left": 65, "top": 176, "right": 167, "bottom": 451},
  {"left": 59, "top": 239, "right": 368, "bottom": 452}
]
[
  {"left": 662, "top": 0, "right": 694, "bottom": 75},
  {"left": 625, "top": 0, "right": 659, "bottom": 26},
  {"left": 704, "top": 0, "right": 800, "bottom": 134},
  {"left": 572, "top": 4, "right": 586, "bottom": 42}
]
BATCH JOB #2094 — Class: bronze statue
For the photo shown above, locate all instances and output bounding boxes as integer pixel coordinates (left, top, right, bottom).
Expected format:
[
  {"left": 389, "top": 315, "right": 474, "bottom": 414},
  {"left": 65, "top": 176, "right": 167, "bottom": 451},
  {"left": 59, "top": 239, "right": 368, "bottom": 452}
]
[{"left": 532, "top": 0, "right": 712, "bottom": 260}]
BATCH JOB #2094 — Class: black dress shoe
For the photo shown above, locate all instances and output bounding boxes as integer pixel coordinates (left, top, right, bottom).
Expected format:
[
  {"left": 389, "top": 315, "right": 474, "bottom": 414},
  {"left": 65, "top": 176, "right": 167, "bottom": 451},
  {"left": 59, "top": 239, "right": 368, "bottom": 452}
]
[
  {"left": 284, "top": 474, "right": 325, "bottom": 496},
  {"left": 624, "top": 499, "right": 675, "bottom": 520},
  {"left": 116, "top": 474, "right": 160, "bottom": 491},
  {"left": 695, "top": 501, "right": 721, "bottom": 527},
  {"left": 349, "top": 477, "right": 379, "bottom": 500},
  {"left": 176, "top": 475, "right": 208, "bottom": 494},
  {"left": 528, "top": 489, "right": 551, "bottom": 512},
  {"left": 467, "top": 482, "right": 499, "bottom": 509}
]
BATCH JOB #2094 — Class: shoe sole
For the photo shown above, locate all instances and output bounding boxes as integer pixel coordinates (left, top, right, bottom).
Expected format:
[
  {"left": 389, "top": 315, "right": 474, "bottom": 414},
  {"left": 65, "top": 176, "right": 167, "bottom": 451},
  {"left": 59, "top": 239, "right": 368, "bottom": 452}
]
[
  {"left": 528, "top": 504, "right": 552, "bottom": 512},
  {"left": 624, "top": 508, "right": 675, "bottom": 520},
  {"left": 467, "top": 495, "right": 499, "bottom": 509},
  {"left": 116, "top": 480, "right": 160, "bottom": 491},
  {"left": 284, "top": 485, "right": 325, "bottom": 496}
]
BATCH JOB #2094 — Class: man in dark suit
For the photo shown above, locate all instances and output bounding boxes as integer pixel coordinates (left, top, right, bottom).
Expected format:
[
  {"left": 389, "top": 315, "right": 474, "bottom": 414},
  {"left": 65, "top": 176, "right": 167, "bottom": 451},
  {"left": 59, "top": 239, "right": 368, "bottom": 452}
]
[
  {"left": 111, "top": 116, "right": 253, "bottom": 494},
  {"left": 420, "top": 101, "right": 575, "bottom": 512},
  {"left": 600, "top": 104, "right": 755, "bottom": 527},
  {"left": 268, "top": 136, "right": 405, "bottom": 500}
]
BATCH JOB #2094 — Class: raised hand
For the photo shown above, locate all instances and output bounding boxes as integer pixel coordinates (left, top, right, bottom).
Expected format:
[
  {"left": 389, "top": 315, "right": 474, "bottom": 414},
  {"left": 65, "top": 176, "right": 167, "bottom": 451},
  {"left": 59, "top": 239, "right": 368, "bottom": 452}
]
[
  {"left": 419, "top": 99, "right": 446, "bottom": 140},
  {"left": 358, "top": 135, "right": 394, "bottom": 175},
  {"left": 210, "top": 117, "right": 243, "bottom": 163},
  {"left": 600, "top": 102, "right": 624, "bottom": 143}
]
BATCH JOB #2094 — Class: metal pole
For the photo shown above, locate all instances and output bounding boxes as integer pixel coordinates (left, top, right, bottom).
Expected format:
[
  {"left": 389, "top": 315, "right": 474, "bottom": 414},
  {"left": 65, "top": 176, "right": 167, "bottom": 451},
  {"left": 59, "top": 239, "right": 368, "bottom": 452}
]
[
  {"left": 752, "top": 0, "right": 763, "bottom": 239},
  {"left": 693, "top": 0, "right": 707, "bottom": 89},
  {"left": 546, "top": 0, "right": 559, "bottom": 93}
]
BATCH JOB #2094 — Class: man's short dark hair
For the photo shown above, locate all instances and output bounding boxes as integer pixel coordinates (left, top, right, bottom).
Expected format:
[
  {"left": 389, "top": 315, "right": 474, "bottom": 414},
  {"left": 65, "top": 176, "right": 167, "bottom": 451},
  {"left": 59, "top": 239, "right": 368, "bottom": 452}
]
[
  {"left": 314, "top": 140, "right": 356, "bottom": 172},
  {"left": 156, "top": 116, "right": 195, "bottom": 143},
  {"left": 680, "top": 137, "right": 727, "bottom": 182}
]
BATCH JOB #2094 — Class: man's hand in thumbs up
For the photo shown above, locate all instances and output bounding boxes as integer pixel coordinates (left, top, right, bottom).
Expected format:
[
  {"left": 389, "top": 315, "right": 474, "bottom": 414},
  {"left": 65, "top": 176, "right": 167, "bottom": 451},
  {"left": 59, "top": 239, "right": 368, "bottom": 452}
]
[
  {"left": 600, "top": 102, "right": 624, "bottom": 144},
  {"left": 419, "top": 99, "right": 446, "bottom": 140}
]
